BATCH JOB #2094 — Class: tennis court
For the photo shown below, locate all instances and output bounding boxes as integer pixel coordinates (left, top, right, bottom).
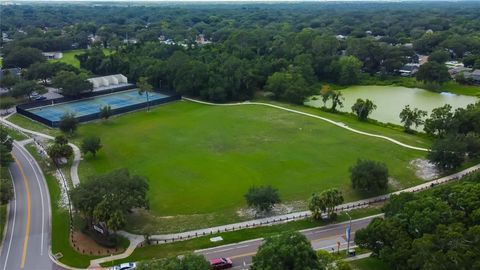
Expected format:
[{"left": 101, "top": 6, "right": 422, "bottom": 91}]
[{"left": 27, "top": 89, "right": 170, "bottom": 122}]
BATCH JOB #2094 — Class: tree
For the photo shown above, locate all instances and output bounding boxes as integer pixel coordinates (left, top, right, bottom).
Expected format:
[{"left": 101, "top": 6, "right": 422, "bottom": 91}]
[
  {"left": 46, "top": 143, "right": 73, "bottom": 163},
  {"left": 319, "top": 85, "right": 332, "bottom": 108},
  {"left": 424, "top": 104, "right": 454, "bottom": 137},
  {"left": 428, "top": 136, "right": 466, "bottom": 170},
  {"left": 99, "top": 105, "right": 112, "bottom": 120},
  {"left": 54, "top": 135, "right": 69, "bottom": 145},
  {"left": 399, "top": 105, "right": 428, "bottom": 133},
  {"left": 58, "top": 113, "right": 78, "bottom": 135},
  {"left": 317, "top": 250, "right": 352, "bottom": 270},
  {"left": 309, "top": 188, "right": 344, "bottom": 220},
  {"left": 351, "top": 98, "right": 377, "bottom": 121},
  {"left": 81, "top": 136, "right": 102, "bottom": 157},
  {"left": 137, "top": 254, "right": 210, "bottom": 270},
  {"left": 0, "top": 97, "right": 15, "bottom": 112},
  {"left": 244, "top": 185, "right": 280, "bottom": 213},
  {"left": 0, "top": 179, "right": 13, "bottom": 204},
  {"left": 11, "top": 80, "right": 47, "bottom": 100},
  {"left": 0, "top": 73, "right": 19, "bottom": 90},
  {"left": 428, "top": 50, "right": 450, "bottom": 64},
  {"left": 52, "top": 71, "right": 93, "bottom": 97},
  {"left": 70, "top": 168, "right": 149, "bottom": 232},
  {"left": 137, "top": 76, "right": 154, "bottom": 111},
  {"left": 350, "top": 159, "right": 389, "bottom": 192},
  {"left": 330, "top": 91, "right": 344, "bottom": 112},
  {"left": 26, "top": 62, "right": 57, "bottom": 84},
  {"left": 3, "top": 47, "right": 45, "bottom": 68},
  {"left": 251, "top": 231, "right": 321, "bottom": 270},
  {"left": 0, "top": 127, "right": 13, "bottom": 167},
  {"left": 337, "top": 56, "right": 362, "bottom": 85},
  {"left": 355, "top": 181, "right": 480, "bottom": 270},
  {"left": 416, "top": 61, "right": 450, "bottom": 86}
]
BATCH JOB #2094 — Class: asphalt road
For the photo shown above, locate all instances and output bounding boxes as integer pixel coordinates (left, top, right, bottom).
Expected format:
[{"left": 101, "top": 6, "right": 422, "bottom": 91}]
[
  {"left": 196, "top": 215, "right": 381, "bottom": 269},
  {"left": 0, "top": 142, "right": 58, "bottom": 270}
]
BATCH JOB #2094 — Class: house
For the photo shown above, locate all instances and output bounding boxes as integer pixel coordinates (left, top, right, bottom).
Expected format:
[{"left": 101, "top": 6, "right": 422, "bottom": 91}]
[
  {"left": 42, "top": 52, "right": 63, "bottom": 60},
  {"left": 462, "top": 70, "right": 480, "bottom": 84},
  {"left": 0, "top": 68, "right": 22, "bottom": 79},
  {"left": 445, "top": 61, "right": 464, "bottom": 69},
  {"left": 335, "top": 35, "right": 347, "bottom": 40},
  {"left": 195, "top": 34, "right": 212, "bottom": 45},
  {"left": 399, "top": 63, "right": 420, "bottom": 77},
  {"left": 449, "top": 66, "right": 471, "bottom": 77},
  {"left": 418, "top": 55, "right": 429, "bottom": 65},
  {"left": 123, "top": 38, "right": 138, "bottom": 44}
]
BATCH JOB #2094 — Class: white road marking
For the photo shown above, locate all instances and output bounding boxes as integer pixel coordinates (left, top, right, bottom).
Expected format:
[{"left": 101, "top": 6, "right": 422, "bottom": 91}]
[{"left": 3, "top": 169, "right": 17, "bottom": 270}]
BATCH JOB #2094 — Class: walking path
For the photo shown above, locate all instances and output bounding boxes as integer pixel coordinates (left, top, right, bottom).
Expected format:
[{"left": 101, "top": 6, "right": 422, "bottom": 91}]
[
  {"left": 344, "top": 252, "right": 373, "bottom": 262},
  {"left": 183, "top": 98, "right": 429, "bottom": 152},
  {"left": 2, "top": 102, "right": 479, "bottom": 268},
  {"left": 0, "top": 116, "right": 81, "bottom": 186}
]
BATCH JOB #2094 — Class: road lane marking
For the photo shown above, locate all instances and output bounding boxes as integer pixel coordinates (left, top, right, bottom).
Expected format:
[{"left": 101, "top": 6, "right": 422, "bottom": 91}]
[
  {"left": 13, "top": 154, "right": 31, "bottom": 269},
  {"left": 229, "top": 252, "right": 257, "bottom": 260},
  {"left": 16, "top": 145, "right": 46, "bottom": 255},
  {"left": 2, "top": 169, "right": 17, "bottom": 270}
]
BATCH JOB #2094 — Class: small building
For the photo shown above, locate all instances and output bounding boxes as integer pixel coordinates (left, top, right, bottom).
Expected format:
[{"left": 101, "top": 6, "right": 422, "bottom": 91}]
[
  {"left": 445, "top": 61, "right": 464, "bottom": 69},
  {"left": 418, "top": 55, "right": 429, "bottom": 65},
  {"left": 42, "top": 52, "right": 63, "bottom": 60},
  {"left": 449, "top": 66, "right": 471, "bottom": 77},
  {"left": 195, "top": 34, "right": 212, "bottom": 45},
  {"left": 399, "top": 64, "right": 420, "bottom": 77},
  {"left": 87, "top": 74, "right": 130, "bottom": 91},
  {"left": 123, "top": 38, "right": 138, "bottom": 44},
  {"left": 0, "top": 68, "right": 22, "bottom": 79},
  {"left": 335, "top": 35, "right": 347, "bottom": 41}
]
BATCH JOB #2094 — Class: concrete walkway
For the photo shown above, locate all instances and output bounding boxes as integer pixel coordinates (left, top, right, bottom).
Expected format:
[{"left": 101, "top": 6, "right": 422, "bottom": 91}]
[
  {"left": 87, "top": 232, "right": 144, "bottom": 269},
  {"left": 183, "top": 98, "right": 430, "bottom": 152},
  {"left": 0, "top": 116, "right": 81, "bottom": 186},
  {"left": 344, "top": 252, "right": 373, "bottom": 262}
]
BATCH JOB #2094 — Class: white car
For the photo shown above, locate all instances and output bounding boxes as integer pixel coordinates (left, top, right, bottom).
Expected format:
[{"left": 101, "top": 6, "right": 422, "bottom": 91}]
[{"left": 109, "top": 262, "right": 136, "bottom": 270}]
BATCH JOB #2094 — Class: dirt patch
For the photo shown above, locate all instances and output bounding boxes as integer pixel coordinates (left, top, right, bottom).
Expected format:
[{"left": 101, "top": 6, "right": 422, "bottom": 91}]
[
  {"left": 236, "top": 200, "right": 307, "bottom": 219},
  {"left": 70, "top": 231, "right": 125, "bottom": 256},
  {"left": 388, "top": 177, "right": 403, "bottom": 189},
  {"left": 410, "top": 158, "right": 440, "bottom": 181}
]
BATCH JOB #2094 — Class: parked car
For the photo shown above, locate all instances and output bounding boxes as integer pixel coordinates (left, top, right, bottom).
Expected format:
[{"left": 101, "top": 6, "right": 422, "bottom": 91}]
[
  {"left": 209, "top": 258, "right": 233, "bottom": 269},
  {"left": 109, "top": 262, "right": 136, "bottom": 270}
]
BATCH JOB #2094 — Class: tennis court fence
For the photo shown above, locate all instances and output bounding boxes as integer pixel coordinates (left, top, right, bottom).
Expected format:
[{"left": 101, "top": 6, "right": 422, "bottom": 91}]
[{"left": 17, "top": 89, "right": 181, "bottom": 127}]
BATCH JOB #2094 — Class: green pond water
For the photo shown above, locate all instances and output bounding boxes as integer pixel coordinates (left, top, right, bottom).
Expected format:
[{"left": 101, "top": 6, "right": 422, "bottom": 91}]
[{"left": 305, "top": 85, "right": 478, "bottom": 127}]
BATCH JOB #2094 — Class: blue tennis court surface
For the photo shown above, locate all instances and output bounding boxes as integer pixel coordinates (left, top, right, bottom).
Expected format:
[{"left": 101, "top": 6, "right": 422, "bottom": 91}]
[{"left": 28, "top": 89, "right": 169, "bottom": 122}]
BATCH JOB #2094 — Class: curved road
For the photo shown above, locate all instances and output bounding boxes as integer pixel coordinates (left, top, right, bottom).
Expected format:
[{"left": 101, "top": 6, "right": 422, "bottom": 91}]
[{"left": 0, "top": 142, "right": 62, "bottom": 270}]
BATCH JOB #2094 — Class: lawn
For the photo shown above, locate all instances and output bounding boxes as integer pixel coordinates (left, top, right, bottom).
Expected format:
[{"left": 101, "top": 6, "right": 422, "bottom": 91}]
[
  {"left": 51, "top": 49, "right": 112, "bottom": 69},
  {"left": 77, "top": 100, "right": 426, "bottom": 233},
  {"left": 0, "top": 166, "right": 11, "bottom": 246}
]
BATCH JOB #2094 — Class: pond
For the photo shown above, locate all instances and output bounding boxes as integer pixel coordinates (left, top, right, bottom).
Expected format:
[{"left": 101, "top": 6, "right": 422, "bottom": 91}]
[{"left": 305, "top": 85, "right": 478, "bottom": 128}]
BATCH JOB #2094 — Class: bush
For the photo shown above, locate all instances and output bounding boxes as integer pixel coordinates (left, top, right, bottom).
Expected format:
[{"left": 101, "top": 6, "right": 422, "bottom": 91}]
[{"left": 350, "top": 159, "right": 389, "bottom": 192}]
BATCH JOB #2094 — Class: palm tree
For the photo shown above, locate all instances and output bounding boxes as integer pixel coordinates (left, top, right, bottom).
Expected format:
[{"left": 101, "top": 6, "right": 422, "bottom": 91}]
[{"left": 137, "top": 76, "right": 154, "bottom": 111}]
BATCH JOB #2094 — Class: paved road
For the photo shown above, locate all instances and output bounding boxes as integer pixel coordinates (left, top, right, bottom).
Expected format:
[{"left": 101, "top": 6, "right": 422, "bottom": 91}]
[
  {"left": 196, "top": 214, "right": 381, "bottom": 269},
  {"left": 0, "top": 142, "right": 60, "bottom": 270}
]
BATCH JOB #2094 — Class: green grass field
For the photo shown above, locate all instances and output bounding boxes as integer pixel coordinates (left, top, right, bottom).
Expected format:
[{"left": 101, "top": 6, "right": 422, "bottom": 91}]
[
  {"left": 76, "top": 100, "right": 427, "bottom": 233},
  {"left": 51, "top": 49, "right": 112, "bottom": 69}
]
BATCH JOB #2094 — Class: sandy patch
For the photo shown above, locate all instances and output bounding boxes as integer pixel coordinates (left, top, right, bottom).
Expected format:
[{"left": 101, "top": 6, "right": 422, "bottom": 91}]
[
  {"left": 236, "top": 200, "right": 307, "bottom": 219},
  {"left": 410, "top": 158, "right": 440, "bottom": 181}
]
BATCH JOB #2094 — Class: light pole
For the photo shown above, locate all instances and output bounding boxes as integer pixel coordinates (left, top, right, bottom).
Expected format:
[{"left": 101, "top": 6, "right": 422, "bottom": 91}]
[{"left": 346, "top": 212, "right": 352, "bottom": 255}]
